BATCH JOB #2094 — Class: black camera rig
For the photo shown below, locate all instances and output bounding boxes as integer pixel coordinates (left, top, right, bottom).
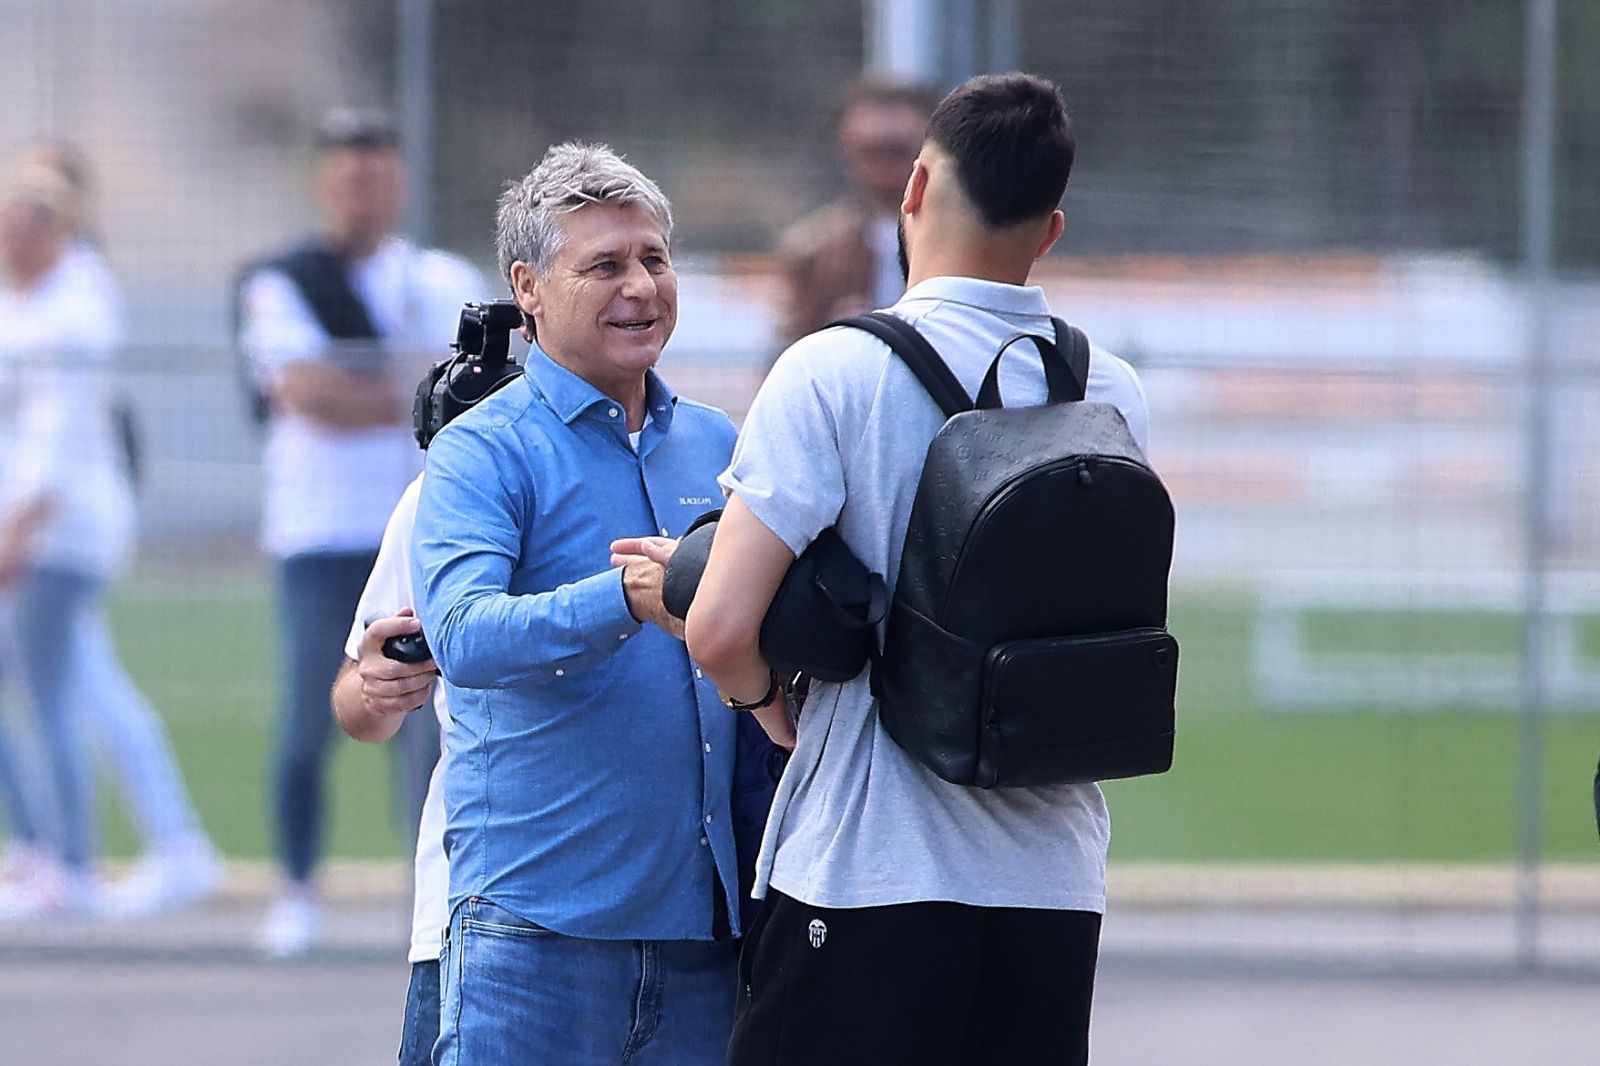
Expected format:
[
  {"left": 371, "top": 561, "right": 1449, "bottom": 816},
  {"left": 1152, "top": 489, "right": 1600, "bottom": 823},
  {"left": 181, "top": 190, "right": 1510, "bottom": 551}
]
[{"left": 411, "top": 300, "right": 527, "bottom": 449}]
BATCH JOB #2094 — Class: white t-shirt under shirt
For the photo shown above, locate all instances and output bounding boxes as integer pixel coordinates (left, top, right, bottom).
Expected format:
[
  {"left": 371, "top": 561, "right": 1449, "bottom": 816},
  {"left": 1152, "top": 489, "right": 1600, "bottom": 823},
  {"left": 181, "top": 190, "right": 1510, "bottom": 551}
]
[
  {"left": 721, "top": 275, "right": 1150, "bottom": 915},
  {"left": 0, "top": 247, "right": 135, "bottom": 577},
  {"left": 242, "top": 237, "right": 483, "bottom": 558},
  {"left": 342, "top": 475, "right": 449, "bottom": 964}
]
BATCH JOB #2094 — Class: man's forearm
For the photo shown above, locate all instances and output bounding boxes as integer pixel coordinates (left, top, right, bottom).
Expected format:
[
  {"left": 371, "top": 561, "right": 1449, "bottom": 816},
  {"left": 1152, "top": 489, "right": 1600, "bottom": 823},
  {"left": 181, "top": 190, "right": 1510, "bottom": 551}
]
[
  {"left": 331, "top": 659, "right": 405, "bottom": 743},
  {"left": 421, "top": 567, "right": 643, "bottom": 690},
  {"left": 272, "top": 362, "right": 404, "bottom": 429},
  {"left": 684, "top": 497, "right": 796, "bottom": 704}
]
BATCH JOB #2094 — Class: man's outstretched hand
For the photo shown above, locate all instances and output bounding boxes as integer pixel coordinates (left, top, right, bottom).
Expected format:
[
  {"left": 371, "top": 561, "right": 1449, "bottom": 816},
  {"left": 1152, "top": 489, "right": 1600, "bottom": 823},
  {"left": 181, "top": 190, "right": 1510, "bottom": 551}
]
[{"left": 612, "top": 535, "right": 682, "bottom": 638}]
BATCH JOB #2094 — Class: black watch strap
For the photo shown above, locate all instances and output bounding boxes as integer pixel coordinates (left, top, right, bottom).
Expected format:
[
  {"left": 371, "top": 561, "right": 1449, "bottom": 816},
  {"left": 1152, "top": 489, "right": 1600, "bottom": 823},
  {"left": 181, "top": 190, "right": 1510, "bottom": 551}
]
[{"left": 721, "top": 671, "right": 780, "bottom": 711}]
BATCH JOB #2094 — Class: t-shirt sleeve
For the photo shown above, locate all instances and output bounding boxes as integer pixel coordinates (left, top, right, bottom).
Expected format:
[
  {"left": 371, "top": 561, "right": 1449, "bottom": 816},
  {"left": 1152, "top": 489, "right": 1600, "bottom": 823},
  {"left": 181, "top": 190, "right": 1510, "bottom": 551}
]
[
  {"left": 239, "top": 269, "right": 327, "bottom": 380},
  {"left": 411, "top": 253, "right": 486, "bottom": 357},
  {"left": 1089, "top": 348, "right": 1151, "bottom": 456},
  {"left": 718, "top": 333, "right": 855, "bottom": 555},
  {"left": 343, "top": 476, "right": 423, "bottom": 660}
]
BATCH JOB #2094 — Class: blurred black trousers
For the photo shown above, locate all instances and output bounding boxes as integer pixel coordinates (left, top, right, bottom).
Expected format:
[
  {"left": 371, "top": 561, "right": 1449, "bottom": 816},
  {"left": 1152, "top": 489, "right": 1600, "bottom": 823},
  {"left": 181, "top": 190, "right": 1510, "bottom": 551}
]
[{"left": 727, "top": 889, "right": 1100, "bottom": 1066}]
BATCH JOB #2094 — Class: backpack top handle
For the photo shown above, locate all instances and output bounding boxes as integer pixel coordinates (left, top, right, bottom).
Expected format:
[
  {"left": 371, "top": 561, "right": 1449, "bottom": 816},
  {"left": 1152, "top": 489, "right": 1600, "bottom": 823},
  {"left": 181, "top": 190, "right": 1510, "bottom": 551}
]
[{"left": 975, "top": 319, "right": 1089, "bottom": 410}]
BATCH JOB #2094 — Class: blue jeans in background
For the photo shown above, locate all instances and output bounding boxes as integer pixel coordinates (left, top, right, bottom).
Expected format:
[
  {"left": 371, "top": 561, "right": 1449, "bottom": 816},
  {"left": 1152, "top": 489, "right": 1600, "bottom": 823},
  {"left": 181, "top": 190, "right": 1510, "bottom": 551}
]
[
  {"left": 272, "top": 550, "right": 437, "bottom": 885},
  {"left": 0, "top": 566, "right": 101, "bottom": 871},
  {"left": 435, "top": 897, "right": 737, "bottom": 1065}
]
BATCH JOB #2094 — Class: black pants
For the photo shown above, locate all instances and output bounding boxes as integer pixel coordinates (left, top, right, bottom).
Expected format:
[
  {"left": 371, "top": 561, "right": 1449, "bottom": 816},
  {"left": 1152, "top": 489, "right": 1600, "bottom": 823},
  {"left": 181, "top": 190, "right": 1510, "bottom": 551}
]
[{"left": 727, "top": 890, "right": 1101, "bottom": 1066}]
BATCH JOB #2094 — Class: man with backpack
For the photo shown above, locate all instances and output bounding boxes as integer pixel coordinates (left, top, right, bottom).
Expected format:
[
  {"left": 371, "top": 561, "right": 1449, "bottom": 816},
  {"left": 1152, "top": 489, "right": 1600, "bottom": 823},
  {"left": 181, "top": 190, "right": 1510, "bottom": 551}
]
[{"left": 680, "top": 73, "right": 1154, "bottom": 1064}]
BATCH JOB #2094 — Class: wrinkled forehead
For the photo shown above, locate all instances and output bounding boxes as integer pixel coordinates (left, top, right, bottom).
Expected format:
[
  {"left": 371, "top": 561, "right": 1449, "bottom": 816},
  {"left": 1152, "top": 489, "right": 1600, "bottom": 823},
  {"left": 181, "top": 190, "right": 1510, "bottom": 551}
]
[{"left": 556, "top": 200, "right": 670, "bottom": 254}]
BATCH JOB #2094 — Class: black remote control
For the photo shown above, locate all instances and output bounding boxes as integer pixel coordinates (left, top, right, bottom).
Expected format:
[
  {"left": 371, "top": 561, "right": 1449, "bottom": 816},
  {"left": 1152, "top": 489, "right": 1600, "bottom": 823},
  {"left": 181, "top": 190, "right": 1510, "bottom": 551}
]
[{"left": 382, "top": 631, "right": 432, "bottom": 664}]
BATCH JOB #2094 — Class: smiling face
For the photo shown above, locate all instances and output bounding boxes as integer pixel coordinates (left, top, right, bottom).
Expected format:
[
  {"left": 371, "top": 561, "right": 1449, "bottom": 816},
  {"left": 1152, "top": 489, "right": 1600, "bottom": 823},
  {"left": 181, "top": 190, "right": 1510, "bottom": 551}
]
[{"left": 513, "top": 201, "right": 677, "bottom": 401}]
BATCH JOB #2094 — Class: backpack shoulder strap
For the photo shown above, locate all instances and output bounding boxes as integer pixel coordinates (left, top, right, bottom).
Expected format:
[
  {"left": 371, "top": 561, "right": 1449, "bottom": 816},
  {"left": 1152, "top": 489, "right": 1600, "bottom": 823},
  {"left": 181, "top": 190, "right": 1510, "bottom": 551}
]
[
  {"left": 828, "top": 312, "right": 972, "bottom": 419},
  {"left": 1051, "top": 317, "right": 1090, "bottom": 402},
  {"left": 248, "top": 239, "right": 382, "bottom": 342}
]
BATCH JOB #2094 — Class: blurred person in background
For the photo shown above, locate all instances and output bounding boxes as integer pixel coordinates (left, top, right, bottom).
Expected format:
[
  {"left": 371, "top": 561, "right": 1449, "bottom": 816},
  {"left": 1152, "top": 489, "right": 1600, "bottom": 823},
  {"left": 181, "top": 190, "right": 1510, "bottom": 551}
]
[
  {"left": 0, "top": 163, "right": 178, "bottom": 917},
  {"left": 236, "top": 109, "right": 482, "bottom": 957},
  {"left": 411, "top": 142, "right": 759, "bottom": 1063},
  {"left": 0, "top": 141, "right": 222, "bottom": 918},
  {"left": 772, "top": 77, "right": 939, "bottom": 350}
]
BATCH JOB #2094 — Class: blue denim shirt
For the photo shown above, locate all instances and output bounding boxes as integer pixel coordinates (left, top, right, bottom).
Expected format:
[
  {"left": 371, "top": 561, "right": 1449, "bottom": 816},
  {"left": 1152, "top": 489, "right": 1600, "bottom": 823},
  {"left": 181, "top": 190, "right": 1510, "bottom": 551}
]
[{"left": 412, "top": 352, "right": 742, "bottom": 940}]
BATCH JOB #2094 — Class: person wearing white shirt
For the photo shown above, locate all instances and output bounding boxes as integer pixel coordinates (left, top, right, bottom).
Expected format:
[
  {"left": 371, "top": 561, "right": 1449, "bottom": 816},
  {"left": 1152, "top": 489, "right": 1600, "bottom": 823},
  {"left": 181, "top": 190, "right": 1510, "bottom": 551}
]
[
  {"left": 237, "top": 110, "right": 483, "bottom": 957},
  {"left": 330, "top": 476, "right": 447, "bottom": 1066},
  {"left": 0, "top": 162, "right": 215, "bottom": 919},
  {"left": 0, "top": 142, "right": 222, "bottom": 919}
]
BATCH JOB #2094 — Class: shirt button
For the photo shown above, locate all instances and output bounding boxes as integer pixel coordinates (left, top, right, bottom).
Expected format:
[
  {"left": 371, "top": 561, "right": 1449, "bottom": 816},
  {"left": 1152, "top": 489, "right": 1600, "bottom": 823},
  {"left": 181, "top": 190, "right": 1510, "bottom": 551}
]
[
  {"left": 699, "top": 836, "right": 709, "bottom": 847},
  {"left": 704, "top": 742, "right": 712, "bottom": 753},
  {"left": 608, "top": 407, "right": 619, "bottom": 418},
  {"left": 704, "top": 813, "right": 714, "bottom": 824},
  {"left": 695, "top": 668, "right": 703, "bottom": 679},
  {"left": 659, "top": 527, "right": 669, "bottom": 536},
  {"left": 618, "top": 633, "right": 628, "bottom": 641},
  {"left": 554, "top": 668, "right": 565, "bottom": 677}
]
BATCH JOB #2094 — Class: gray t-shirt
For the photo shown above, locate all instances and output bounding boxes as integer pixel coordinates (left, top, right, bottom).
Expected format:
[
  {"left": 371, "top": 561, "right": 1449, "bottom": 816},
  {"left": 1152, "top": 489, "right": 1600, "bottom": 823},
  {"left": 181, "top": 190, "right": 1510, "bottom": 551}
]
[{"left": 721, "top": 275, "right": 1150, "bottom": 912}]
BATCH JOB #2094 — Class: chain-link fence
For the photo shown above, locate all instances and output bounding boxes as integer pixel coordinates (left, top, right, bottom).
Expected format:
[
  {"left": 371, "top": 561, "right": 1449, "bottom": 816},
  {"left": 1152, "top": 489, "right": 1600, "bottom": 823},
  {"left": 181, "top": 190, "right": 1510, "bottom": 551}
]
[{"left": 0, "top": 0, "right": 1596, "bottom": 975}]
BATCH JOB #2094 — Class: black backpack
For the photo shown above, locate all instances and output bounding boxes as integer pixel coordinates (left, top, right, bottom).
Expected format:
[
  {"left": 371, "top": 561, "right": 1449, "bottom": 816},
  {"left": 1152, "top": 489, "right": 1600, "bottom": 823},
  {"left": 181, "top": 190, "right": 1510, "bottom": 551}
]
[{"left": 833, "top": 312, "right": 1179, "bottom": 789}]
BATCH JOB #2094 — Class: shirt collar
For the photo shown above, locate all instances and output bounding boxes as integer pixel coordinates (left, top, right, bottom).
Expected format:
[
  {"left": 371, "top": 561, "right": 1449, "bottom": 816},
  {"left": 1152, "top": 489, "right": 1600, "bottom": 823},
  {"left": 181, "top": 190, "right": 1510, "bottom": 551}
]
[
  {"left": 527, "top": 350, "right": 678, "bottom": 428},
  {"left": 898, "top": 275, "right": 1050, "bottom": 318}
]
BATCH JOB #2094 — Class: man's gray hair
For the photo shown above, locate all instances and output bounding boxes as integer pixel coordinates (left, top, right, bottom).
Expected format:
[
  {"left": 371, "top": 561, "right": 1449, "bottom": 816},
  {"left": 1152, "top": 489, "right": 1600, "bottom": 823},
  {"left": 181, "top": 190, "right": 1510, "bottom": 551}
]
[{"left": 496, "top": 142, "right": 674, "bottom": 282}]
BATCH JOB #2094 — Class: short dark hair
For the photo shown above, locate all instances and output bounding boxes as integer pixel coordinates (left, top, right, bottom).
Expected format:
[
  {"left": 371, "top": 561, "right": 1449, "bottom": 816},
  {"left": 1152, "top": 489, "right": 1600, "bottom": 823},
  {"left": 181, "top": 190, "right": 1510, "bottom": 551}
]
[
  {"left": 316, "top": 108, "right": 400, "bottom": 152},
  {"left": 925, "top": 73, "right": 1074, "bottom": 228}
]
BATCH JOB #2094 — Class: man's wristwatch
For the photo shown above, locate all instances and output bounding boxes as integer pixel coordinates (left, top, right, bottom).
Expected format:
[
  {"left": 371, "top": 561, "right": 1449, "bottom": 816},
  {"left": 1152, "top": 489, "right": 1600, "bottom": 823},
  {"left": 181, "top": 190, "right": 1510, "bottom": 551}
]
[{"left": 719, "top": 671, "right": 780, "bottom": 711}]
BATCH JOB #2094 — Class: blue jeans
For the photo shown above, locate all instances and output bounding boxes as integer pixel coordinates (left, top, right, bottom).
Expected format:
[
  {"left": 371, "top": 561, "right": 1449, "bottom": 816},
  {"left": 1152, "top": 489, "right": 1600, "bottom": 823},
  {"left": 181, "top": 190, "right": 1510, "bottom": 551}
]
[
  {"left": 77, "top": 608, "right": 205, "bottom": 848},
  {"left": 436, "top": 898, "right": 737, "bottom": 1065},
  {"left": 0, "top": 566, "right": 101, "bottom": 870},
  {"left": 399, "top": 959, "right": 441, "bottom": 1066},
  {"left": 272, "top": 550, "right": 437, "bottom": 883}
]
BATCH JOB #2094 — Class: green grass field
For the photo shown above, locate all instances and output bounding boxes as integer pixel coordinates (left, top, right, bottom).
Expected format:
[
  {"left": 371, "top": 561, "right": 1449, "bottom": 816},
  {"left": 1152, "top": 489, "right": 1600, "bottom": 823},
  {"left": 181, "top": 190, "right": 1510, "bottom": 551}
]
[
  {"left": 88, "top": 574, "right": 1600, "bottom": 863},
  {"left": 98, "top": 572, "right": 407, "bottom": 861}
]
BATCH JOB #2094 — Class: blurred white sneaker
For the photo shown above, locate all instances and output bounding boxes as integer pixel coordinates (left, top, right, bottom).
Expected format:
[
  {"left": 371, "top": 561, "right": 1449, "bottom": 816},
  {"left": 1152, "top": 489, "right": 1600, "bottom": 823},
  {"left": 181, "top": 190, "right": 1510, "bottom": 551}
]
[
  {"left": 0, "top": 860, "right": 99, "bottom": 920},
  {"left": 0, "top": 841, "right": 51, "bottom": 887},
  {"left": 255, "top": 890, "right": 322, "bottom": 958},
  {"left": 99, "top": 836, "right": 223, "bottom": 918}
]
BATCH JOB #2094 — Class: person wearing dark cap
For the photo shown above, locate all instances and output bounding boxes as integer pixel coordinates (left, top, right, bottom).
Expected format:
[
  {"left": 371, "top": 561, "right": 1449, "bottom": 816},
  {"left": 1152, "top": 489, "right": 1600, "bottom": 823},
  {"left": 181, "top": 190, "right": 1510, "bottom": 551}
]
[{"left": 237, "top": 108, "right": 483, "bottom": 957}]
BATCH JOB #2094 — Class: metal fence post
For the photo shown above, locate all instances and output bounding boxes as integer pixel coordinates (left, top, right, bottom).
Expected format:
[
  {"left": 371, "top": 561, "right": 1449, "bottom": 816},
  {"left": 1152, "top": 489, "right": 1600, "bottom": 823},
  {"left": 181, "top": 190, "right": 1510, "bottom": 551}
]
[
  {"left": 1516, "top": 0, "right": 1558, "bottom": 972},
  {"left": 864, "top": 0, "right": 943, "bottom": 83},
  {"left": 396, "top": 0, "right": 435, "bottom": 247}
]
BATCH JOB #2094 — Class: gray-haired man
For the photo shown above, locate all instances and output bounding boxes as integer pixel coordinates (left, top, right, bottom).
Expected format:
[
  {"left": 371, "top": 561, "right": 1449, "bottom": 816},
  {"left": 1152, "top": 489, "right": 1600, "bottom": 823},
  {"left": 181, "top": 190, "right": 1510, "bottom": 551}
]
[{"left": 412, "top": 143, "right": 757, "bottom": 1063}]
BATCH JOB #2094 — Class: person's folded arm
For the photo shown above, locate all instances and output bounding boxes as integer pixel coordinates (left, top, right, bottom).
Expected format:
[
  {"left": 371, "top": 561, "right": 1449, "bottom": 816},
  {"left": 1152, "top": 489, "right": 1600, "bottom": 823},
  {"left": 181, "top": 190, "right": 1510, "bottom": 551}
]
[
  {"left": 240, "top": 269, "right": 403, "bottom": 429},
  {"left": 684, "top": 495, "right": 798, "bottom": 749},
  {"left": 684, "top": 495, "right": 793, "bottom": 700},
  {"left": 411, "top": 423, "right": 642, "bottom": 690},
  {"left": 270, "top": 360, "right": 404, "bottom": 428}
]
